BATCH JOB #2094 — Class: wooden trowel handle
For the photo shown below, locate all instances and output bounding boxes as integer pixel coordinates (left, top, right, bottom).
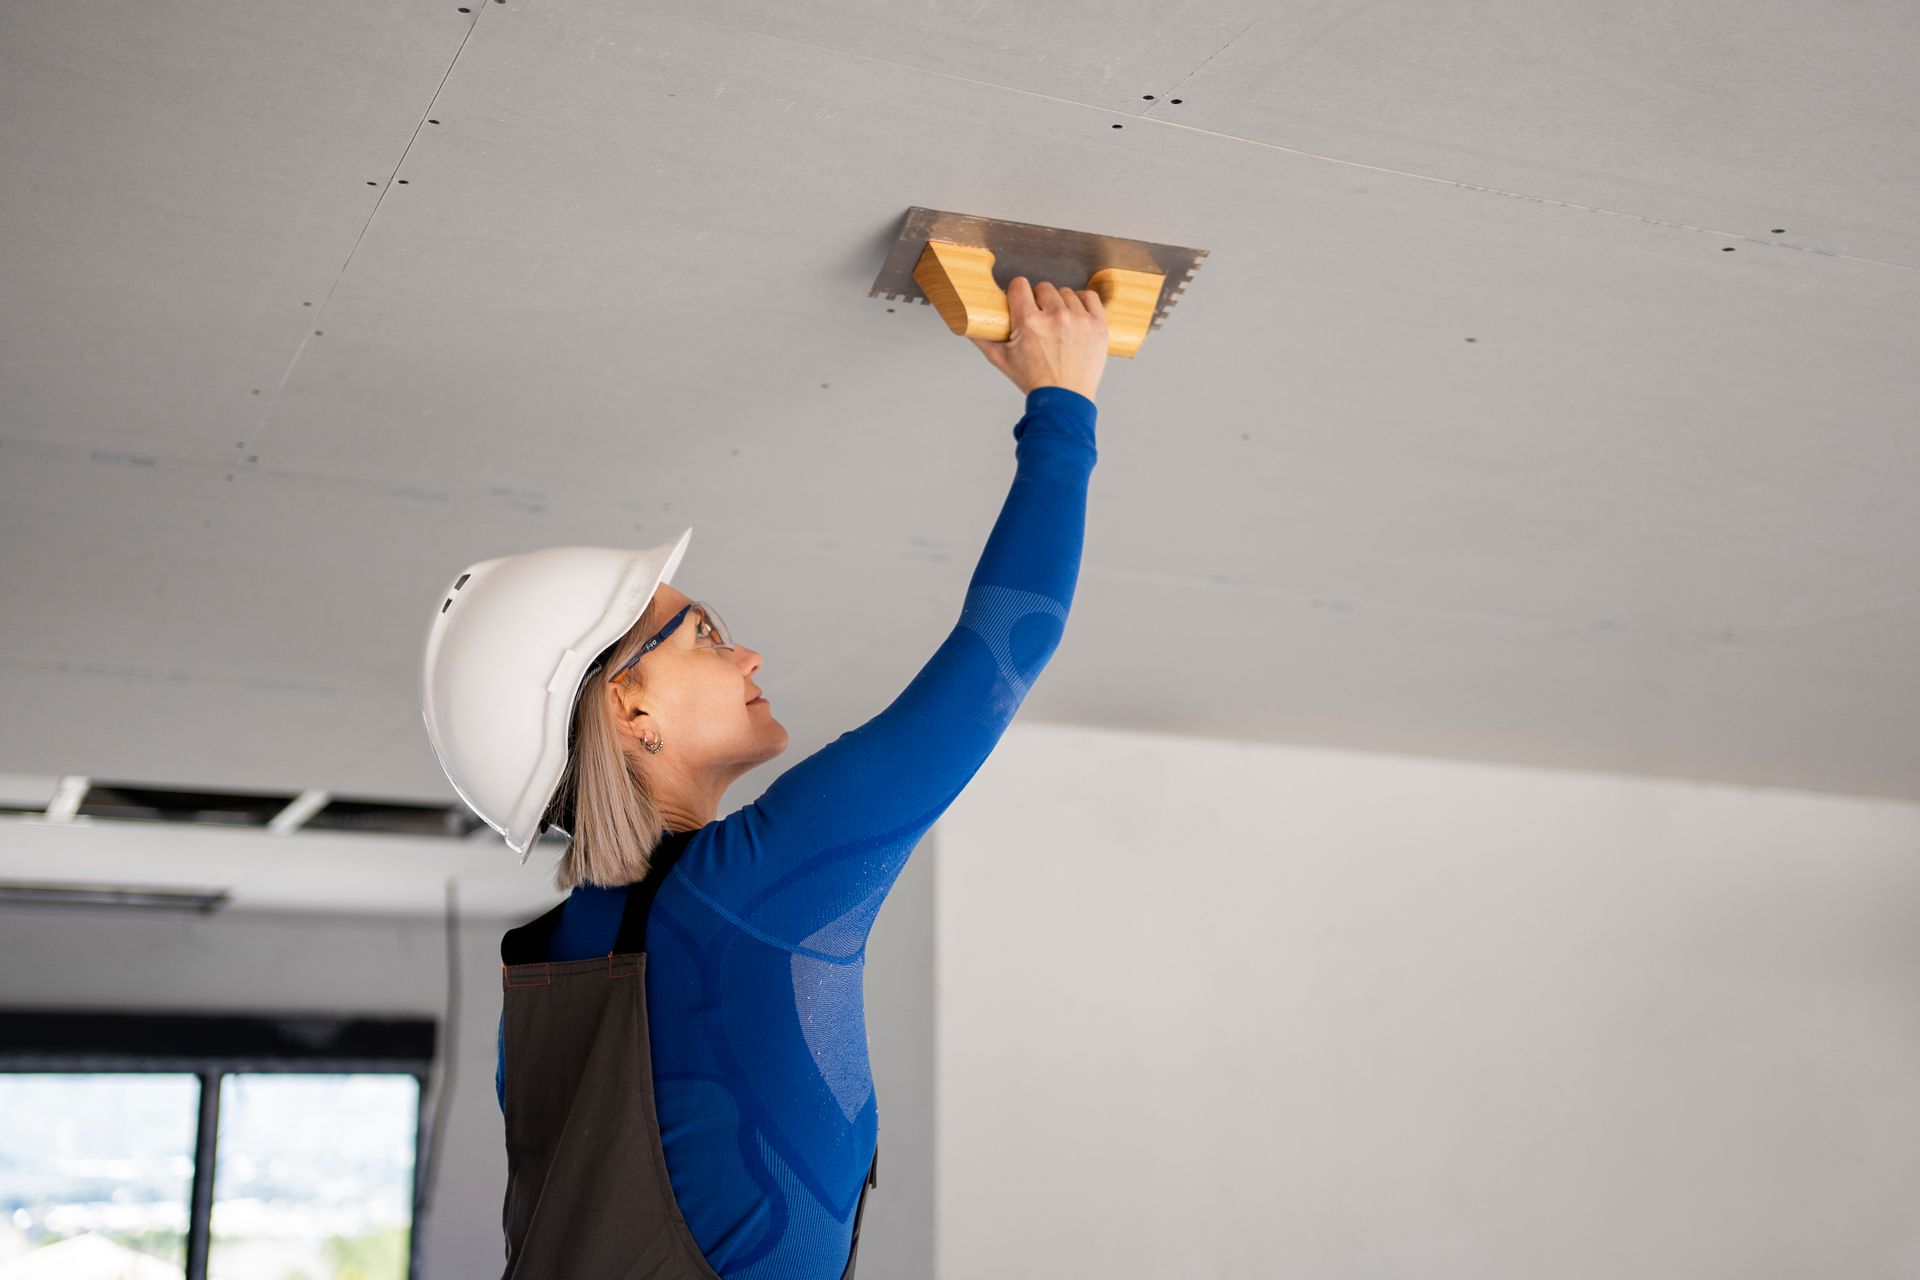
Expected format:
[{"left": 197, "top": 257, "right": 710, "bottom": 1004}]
[{"left": 911, "top": 239, "right": 1163, "bottom": 359}]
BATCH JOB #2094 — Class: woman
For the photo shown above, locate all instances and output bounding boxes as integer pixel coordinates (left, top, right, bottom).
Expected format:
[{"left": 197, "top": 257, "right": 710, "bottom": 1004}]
[{"left": 422, "top": 278, "right": 1109, "bottom": 1279}]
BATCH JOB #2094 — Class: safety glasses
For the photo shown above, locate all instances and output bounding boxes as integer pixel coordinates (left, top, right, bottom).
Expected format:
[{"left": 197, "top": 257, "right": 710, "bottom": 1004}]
[{"left": 605, "top": 600, "right": 734, "bottom": 685}]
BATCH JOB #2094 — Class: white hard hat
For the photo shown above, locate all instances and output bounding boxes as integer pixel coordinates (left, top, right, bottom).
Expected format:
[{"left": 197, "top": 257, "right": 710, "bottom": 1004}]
[{"left": 421, "top": 527, "right": 694, "bottom": 861}]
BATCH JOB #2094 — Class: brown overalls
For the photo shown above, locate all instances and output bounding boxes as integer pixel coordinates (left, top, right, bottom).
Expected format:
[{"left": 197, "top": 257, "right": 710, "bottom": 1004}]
[{"left": 498, "top": 829, "right": 878, "bottom": 1279}]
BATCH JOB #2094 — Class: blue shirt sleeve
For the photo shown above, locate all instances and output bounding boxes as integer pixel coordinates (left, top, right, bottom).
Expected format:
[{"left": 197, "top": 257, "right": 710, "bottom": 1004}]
[{"left": 664, "top": 385, "right": 1097, "bottom": 953}]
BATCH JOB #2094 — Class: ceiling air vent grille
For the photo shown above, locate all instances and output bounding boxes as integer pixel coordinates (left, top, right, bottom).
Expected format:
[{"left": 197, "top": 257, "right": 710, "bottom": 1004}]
[
  {"left": 0, "top": 777, "right": 487, "bottom": 839},
  {"left": 304, "top": 796, "right": 484, "bottom": 838}
]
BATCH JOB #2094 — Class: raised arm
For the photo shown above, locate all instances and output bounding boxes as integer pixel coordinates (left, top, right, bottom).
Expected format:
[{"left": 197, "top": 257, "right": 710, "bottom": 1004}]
[{"left": 666, "top": 386, "right": 1097, "bottom": 954}]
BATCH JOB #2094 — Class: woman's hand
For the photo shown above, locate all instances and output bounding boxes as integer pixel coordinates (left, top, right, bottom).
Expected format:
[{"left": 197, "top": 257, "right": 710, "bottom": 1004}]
[{"left": 968, "top": 276, "right": 1109, "bottom": 403}]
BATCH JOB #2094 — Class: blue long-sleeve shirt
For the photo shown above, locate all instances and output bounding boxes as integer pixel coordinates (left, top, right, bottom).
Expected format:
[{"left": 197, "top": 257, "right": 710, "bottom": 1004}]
[{"left": 497, "top": 385, "right": 1097, "bottom": 1279}]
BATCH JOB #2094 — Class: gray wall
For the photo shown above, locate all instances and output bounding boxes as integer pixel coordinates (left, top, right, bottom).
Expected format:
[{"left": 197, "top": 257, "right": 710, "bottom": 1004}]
[{"left": 0, "top": 828, "right": 937, "bottom": 1279}]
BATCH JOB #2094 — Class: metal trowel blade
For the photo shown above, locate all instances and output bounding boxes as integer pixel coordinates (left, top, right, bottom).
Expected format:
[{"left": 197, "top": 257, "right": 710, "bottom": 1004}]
[{"left": 869, "top": 206, "right": 1208, "bottom": 333}]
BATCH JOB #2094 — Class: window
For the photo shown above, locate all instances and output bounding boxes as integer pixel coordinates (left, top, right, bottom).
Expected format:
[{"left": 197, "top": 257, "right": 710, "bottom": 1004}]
[
  {"left": 0, "top": 1011, "right": 435, "bottom": 1280},
  {"left": 0, "top": 1072, "right": 199, "bottom": 1271}
]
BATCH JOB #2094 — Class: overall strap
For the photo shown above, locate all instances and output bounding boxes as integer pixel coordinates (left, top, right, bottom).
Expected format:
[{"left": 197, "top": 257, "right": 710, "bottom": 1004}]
[
  {"left": 500, "top": 900, "right": 567, "bottom": 966},
  {"left": 499, "top": 827, "right": 700, "bottom": 964},
  {"left": 839, "top": 1148, "right": 880, "bottom": 1279},
  {"left": 612, "top": 826, "right": 699, "bottom": 954}
]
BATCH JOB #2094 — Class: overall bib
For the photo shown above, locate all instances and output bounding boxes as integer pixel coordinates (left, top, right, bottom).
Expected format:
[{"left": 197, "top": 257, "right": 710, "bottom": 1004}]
[{"left": 498, "top": 830, "right": 879, "bottom": 1279}]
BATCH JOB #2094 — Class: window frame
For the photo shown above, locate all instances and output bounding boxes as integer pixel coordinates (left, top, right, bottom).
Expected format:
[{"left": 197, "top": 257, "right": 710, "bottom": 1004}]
[{"left": 0, "top": 1009, "right": 436, "bottom": 1280}]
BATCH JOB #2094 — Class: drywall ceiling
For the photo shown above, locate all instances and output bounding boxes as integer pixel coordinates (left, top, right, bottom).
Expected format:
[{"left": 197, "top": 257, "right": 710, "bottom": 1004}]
[{"left": 2, "top": 0, "right": 1916, "bottom": 910}]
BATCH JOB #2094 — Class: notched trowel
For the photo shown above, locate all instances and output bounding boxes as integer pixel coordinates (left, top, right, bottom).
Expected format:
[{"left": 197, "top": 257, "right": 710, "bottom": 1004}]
[{"left": 870, "top": 206, "right": 1208, "bottom": 359}]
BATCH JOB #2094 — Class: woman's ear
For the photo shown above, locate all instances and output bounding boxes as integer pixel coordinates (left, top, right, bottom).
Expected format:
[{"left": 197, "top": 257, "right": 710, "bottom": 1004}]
[{"left": 606, "top": 680, "right": 650, "bottom": 740}]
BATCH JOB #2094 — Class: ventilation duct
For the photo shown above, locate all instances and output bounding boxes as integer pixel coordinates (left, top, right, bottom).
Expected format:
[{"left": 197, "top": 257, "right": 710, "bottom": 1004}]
[{"left": 0, "top": 779, "right": 487, "bottom": 838}]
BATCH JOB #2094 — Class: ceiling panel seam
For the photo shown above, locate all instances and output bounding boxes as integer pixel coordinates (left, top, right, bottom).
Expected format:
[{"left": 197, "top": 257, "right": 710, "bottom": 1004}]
[{"left": 245, "top": 6, "right": 496, "bottom": 470}]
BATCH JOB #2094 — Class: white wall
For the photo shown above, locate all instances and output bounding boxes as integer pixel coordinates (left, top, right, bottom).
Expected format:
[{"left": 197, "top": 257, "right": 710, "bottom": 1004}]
[
  {"left": 0, "top": 830, "right": 937, "bottom": 1280},
  {"left": 935, "top": 721, "right": 1920, "bottom": 1279}
]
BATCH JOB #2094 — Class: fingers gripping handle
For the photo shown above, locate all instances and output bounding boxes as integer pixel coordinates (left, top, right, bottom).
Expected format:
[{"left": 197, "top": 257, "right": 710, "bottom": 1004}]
[{"left": 911, "top": 239, "right": 1164, "bottom": 359}]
